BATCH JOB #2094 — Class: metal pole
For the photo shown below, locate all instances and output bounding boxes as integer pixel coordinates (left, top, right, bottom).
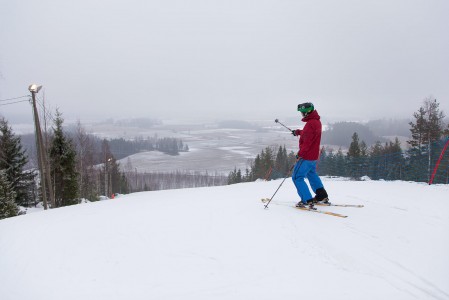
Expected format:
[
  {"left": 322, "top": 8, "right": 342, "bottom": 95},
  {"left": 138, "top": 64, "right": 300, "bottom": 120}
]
[
  {"left": 275, "top": 118, "right": 293, "bottom": 132},
  {"left": 264, "top": 163, "right": 296, "bottom": 209},
  {"left": 104, "top": 156, "right": 107, "bottom": 196},
  {"left": 30, "top": 92, "right": 48, "bottom": 210}
]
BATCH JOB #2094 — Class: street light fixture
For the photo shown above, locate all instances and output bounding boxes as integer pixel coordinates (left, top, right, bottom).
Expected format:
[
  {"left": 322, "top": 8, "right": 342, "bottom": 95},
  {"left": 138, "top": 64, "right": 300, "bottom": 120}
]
[{"left": 28, "top": 84, "right": 42, "bottom": 93}]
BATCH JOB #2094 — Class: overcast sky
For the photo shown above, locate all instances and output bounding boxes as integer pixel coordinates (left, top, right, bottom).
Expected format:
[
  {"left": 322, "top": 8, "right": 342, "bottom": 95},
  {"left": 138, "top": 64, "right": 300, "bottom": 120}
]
[{"left": 1, "top": 0, "right": 448, "bottom": 124}]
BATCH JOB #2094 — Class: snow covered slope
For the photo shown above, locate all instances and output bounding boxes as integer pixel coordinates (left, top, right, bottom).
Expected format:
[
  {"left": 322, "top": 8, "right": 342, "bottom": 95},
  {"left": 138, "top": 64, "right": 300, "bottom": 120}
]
[{"left": 1, "top": 178, "right": 448, "bottom": 300}]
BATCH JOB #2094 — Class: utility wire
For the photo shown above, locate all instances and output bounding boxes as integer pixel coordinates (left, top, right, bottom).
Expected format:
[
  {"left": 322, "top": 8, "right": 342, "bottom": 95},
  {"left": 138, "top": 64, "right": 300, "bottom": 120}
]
[
  {"left": 36, "top": 97, "right": 56, "bottom": 124},
  {"left": 0, "top": 99, "right": 30, "bottom": 106},
  {"left": 0, "top": 95, "right": 30, "bottom": 102}
]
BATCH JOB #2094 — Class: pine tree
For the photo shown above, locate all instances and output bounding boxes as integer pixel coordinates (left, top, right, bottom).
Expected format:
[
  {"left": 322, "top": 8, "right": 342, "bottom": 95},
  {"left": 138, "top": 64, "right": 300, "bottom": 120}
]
[
  {"left": 0, "top": 170, "right": 19, "bottom": 219},
  {"left": 49, "top": 111, "right": 79, "bottom": 207},
  {"left": 335, "top": 148, "right": 346, "bottom": 177},
  {"left": 407, "top": 98, "right": 446, "bottom": 181},
  {"left": 369, "top": 141, "right": 384, "bottom": 180},
  {"left": 261, "top": 147, "right": 274, "bottom": 179},
  {"left": 274, "top": 145, "right": 289, "bottom": 178},
  {"left": 318, "top": 147, "right": 329, "bottom": 175},
  {"left": 360, "top": 141, "right": 368, "bottom": 157},
  {"left": 0, "top": 118, "right": 35, "bottom": 207},
  {"left": 347, "top": 133, "right": 362, "bottom": 179},
  {"left": 383, "top": 138, "right": 403, "bottom": 180},
  {"left": 251, "top": 154, "right": 262, "bottom": 180},
  {"left": 348, "top": 132, "right": 361, "bottom": 158},
  {"left": 408, "top": 98, "right": 445, "bottom": 150}
]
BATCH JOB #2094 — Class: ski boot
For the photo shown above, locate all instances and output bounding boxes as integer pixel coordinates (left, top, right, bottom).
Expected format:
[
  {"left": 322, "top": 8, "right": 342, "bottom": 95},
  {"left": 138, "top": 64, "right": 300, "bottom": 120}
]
[
  {"left": 315, "top": 197, "right": 331, "bottom": 205},
  {"left": 296, "top": 200, "right": 316, "bottom": 210},
  {"left": 313, "top": 188, "right": 331, "bottom": 205}
]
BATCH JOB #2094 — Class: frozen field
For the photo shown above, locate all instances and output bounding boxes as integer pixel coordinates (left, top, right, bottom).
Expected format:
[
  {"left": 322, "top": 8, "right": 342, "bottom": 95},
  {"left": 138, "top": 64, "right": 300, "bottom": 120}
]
[{"left": 87, "top": 120, "right": 302, "bottom": 174}]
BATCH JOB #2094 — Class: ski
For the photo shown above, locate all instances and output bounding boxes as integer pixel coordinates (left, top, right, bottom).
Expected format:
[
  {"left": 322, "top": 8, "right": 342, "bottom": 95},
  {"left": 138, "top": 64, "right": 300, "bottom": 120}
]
[
  {"left": 261, "top": 198, "right": 348, "bottom": 218},
  {"left": 295, "top": 206, "right": 348, "bottom": 218},
  {"left": 315, "top": 203, "right": 364, "bottom": 208},
  {"left": 261, "top": 198, "right": 363, "bottom": 208}
]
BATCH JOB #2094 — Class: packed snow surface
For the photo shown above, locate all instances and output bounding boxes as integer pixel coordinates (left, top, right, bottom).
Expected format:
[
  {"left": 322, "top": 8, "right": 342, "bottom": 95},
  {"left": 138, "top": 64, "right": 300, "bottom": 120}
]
[{"left": 1, "top": 178, "right": 448, "bottom": 300}]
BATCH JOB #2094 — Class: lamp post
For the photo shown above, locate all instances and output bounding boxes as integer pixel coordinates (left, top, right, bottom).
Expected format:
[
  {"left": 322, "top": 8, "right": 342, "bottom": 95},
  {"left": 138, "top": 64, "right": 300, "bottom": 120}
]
[
  {"left": 29, "top": 84, "right": 55, "bottom": 209},
  {"left": 105, "top": 157, "right": 112, "bottom": 197}
]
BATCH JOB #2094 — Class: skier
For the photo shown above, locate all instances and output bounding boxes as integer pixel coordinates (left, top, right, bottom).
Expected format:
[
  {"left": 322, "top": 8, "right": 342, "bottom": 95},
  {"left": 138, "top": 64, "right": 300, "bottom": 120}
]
[{"left": 291, "top": 102, "right": 329, "bottom": 208}]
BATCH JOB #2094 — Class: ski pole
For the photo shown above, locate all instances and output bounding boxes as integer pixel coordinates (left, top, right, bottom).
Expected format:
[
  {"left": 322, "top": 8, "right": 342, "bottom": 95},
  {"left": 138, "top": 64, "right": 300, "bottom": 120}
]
[
  {"left": 264, "top": 163, "right": 296, "bottom": 209},
  {"left": 274, "top": 118, "right": 293, "bottom": 132}
]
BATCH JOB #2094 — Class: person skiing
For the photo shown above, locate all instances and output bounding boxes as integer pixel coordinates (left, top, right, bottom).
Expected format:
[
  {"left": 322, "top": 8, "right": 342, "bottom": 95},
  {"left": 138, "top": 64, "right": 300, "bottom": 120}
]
[{"left": 291, "top": 102, "right": 329, "bottom": 208}]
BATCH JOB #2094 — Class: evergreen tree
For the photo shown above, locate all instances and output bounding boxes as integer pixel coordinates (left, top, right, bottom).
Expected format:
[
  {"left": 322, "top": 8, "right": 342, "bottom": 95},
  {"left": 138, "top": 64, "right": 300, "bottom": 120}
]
[
  {"left": 369, "top": 141, "right": 385, "bottom": 180},
  {"left": 0, "top": 170, "right": 19, "bottom": 219},
  {"left": 0, "top": 118, "right": 35, "bottom": 207},
  {"left": 317, "top": 147, "right": 329, "bottom": 175},
  {"left": 335, "top": 148, "right": 346, "bottom": 177},
  {"left": 383, "top": 138, "right": 403, "bottom": 180},
  {"left": 251, "top": 154, "right": 263, "bottom": 180},
  {"left": 244, "top": 168, "right": 251, "bottom": 182},
  {"left": 407, "top": 98, "right": 446, "bottom": 182},
  {"left": 274, "top": 145, "right": 289, "bottom": 178},
  {"left": 260, "top": 148, "right": 273, "bottom": 178},
  {"left": 408, "top": 98, "right": 445, "bottom": 150},
  {"left": 49, "top": 111, "right": 79, "bottom": 207},
  {"left": 347, "top": 132, "right": 362, "bottom": 179},
  {"left": 348, "top": 132, "right": 361, "bottom": 158},
  {"left": 360, "top": 141, "right": 368, "bottom": 157}
]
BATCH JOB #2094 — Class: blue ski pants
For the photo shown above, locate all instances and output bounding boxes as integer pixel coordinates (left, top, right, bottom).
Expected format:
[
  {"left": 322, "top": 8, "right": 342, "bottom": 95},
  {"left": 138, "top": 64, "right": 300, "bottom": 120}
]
[{"left": 292, "top": 159, "right": 324, "bottom": 203}]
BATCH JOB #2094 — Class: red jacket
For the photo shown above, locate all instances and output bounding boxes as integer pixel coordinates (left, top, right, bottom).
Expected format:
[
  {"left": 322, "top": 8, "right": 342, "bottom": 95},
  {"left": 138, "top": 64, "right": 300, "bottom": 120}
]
[{"left": 294, "top": 110, "right": 322, "bottom": 160}]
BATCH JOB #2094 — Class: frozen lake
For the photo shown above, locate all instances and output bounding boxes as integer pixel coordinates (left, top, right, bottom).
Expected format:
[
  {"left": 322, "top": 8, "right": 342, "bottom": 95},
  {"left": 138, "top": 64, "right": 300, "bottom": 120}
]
[{"left": 85, "top": 120, "right": 301, "bottom": 175}]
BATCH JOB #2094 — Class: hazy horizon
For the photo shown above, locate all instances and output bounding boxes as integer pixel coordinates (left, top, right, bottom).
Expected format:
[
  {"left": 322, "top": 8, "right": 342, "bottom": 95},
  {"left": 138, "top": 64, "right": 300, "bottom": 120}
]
[{"left": 1, "top": 0, "right": 448, "bottom": 124}]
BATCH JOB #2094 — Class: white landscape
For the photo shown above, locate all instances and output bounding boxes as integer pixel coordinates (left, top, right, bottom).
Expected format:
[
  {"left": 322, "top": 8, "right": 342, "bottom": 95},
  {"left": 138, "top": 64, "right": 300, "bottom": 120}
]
[{"left": 1, "top": 177, "right": 448, "bottom": 300}]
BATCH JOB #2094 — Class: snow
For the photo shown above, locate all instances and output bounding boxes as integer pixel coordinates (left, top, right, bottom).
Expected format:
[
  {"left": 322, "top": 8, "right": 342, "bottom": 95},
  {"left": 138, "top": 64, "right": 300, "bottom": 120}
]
[{"left": 1, "top": 178, "right": 448, "bottom": 300}]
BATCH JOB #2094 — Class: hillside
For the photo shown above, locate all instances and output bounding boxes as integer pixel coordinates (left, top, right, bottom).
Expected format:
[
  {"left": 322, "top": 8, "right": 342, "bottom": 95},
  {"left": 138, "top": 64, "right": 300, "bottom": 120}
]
[{"left": 0, "top": 178, "right": 448, "bottom": 300}]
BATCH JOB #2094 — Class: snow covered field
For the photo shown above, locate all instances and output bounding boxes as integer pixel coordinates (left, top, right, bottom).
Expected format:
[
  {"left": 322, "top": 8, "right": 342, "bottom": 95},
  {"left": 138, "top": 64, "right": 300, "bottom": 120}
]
[
  {"left": 1, "top": 178, "right": 448, "bottom": 300},
  {"left": 116, "top": 128, "right": 295, "bottom": 174}
]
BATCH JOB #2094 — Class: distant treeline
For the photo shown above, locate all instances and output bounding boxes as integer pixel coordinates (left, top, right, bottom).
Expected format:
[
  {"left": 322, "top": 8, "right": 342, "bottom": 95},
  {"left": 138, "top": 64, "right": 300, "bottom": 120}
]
[
  {"left": 125, "top": 170, "right": 227, "bottom": 192},
  {"left": 93, "top": 117, "right": 162, "bottom": 129},
  {"left": 100, "top": 136, "right": 189, "bottom": 159},
  {"left": 19, "top": 133, "right": 189, "bottom": 166},
  {"left": 322, "top": 122, "right": 387, "bottom": 146},
  {"left": 320, "top": 119, "right": 411, "bottom": 147},
  {"left": 365, "top": 119, "right": 411, "bottom": 137}
]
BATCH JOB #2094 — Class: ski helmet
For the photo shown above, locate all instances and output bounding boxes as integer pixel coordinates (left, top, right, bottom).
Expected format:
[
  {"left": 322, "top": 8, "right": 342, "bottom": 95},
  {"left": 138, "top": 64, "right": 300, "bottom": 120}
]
[{"left": 297, "top": 102, "right": 314, "bottom": 116}]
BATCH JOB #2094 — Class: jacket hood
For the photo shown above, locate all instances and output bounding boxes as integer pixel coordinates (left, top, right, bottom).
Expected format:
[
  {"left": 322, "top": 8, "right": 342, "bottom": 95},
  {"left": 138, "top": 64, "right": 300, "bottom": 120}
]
[{"left": 302, "top": 110, "right": 320, "bottom": 122}]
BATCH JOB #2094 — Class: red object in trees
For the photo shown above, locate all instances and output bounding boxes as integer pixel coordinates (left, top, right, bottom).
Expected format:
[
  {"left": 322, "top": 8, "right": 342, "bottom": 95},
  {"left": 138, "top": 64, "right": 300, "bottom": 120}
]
[{"left": 429, "top": 138, "right": 449, "bottom": 185}]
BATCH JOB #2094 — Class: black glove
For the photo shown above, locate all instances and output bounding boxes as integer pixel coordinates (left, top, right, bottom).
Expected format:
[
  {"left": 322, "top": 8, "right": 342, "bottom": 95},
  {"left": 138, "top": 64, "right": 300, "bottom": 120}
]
[{"left": 291, "top": 130, "right": 297, "bottom": 136}]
